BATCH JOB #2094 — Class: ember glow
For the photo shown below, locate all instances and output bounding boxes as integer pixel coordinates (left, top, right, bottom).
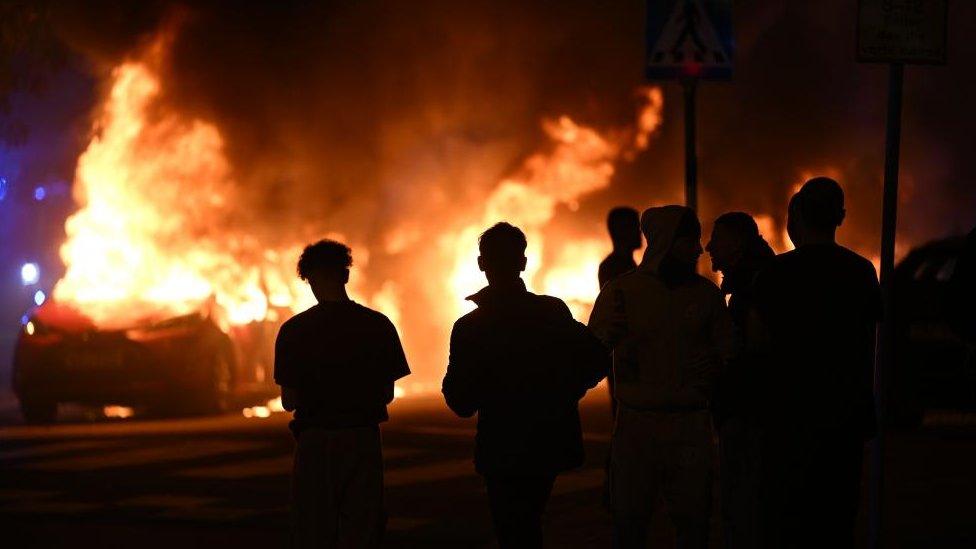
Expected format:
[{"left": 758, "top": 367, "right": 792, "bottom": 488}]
[{"left": 103, "top": 405, "right": 135, "bottom": 419}]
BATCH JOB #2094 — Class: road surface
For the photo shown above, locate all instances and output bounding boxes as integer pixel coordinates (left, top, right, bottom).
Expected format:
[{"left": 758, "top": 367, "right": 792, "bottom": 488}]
[{"left": 1, "top": 392, "right": 974, "bottom": 548}]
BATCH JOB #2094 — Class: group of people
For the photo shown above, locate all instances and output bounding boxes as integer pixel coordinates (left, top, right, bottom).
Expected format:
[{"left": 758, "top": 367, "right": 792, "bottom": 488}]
[{"left": 274, "top": 176, "right": 882, "bottom": 548}]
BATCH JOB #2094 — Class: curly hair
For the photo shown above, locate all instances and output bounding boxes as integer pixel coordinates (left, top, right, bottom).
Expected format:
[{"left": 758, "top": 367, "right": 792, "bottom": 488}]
[{"left": 297, "top": 239, "right": 352, "bottom": 280}]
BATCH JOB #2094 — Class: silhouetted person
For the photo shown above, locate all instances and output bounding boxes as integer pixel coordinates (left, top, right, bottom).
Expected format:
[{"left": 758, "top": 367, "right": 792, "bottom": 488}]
[
  {"left": 442, "top": 222, "right": 608, "bottom": 549},
  {"left": 600, "top": 206, "right": 642, "bottom": 289},
  {"left": 755, "top": 178, "right": 880, "bottom": 549},
  {"left": 590, "top": 206, "right": 734, "bottom": 549},
  {"left": 600, "top": 206, "right": 642, "bottom": 421},
  {"left": 275, "top": 240, "right": 410, "bottom": 549},
  {"left": 706, "top": 212, "right": 776, "bottom": 549}
]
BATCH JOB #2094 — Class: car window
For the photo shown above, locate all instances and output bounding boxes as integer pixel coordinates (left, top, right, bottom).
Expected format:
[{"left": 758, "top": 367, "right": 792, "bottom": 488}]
[
  {"left": 936, "top": 256, "right": 958, "bottom": 282},
  {"left": 914, "top": 256, "right": 942, "bottom": 281}
]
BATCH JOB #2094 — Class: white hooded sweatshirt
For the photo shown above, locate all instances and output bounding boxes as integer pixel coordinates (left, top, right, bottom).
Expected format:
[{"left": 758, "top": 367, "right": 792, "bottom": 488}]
[{"left": 589, "top": 206, "right": 735, "bottom": 410}]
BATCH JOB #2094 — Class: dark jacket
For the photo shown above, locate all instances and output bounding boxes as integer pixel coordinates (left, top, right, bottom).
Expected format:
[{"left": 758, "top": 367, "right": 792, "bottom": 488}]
[
  {"left": 755, "top": 244, "right": 881, "bottom": 439},
  {"left": 442, "top": 280, "right": 609, "bottom": 476},
  {"left": 712, "top": 241, "right": 775, "bottom": 426}
]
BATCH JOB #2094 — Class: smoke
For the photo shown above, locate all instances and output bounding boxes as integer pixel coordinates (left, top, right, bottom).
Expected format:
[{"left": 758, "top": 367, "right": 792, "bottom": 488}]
[{"left": 34, "top": 0, "right": 976, "bottom": 384}]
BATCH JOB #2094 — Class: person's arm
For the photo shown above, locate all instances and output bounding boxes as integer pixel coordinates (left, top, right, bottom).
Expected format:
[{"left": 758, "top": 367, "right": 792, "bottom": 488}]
[
  {"left": 695, "top": 289, "right": 736, "bottom": 401},
  {"left": 711, "top": 291, "right": 737, "bottom": 369},
  {"left": 573, "top": 319, "right": 612, "bottom": 396},
  {"left": 442, "top": 321, "right": 481, "bottom": 418},
  {"left": 273, "top": 324, "right": 301, "bottom": 412},
  {"left": 587, "top": 282, "right": 625, "bottom": 349},
  {"left": 281, "top": 385, "right": 300, "bottom": 412},
  {"left": 383, "top": 320, "right": 411, "bottom": 404}
]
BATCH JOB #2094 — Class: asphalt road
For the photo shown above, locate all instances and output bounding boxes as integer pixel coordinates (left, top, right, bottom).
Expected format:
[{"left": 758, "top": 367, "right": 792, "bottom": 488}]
[{"left": 1, "top": 392, "right": 974, "bottom": 548}]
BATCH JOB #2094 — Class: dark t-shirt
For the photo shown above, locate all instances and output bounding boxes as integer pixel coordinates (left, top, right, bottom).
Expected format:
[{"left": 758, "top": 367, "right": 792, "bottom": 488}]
[
  {"left": 598, "top": 250, "right": 637, "bottom": 289},
  {"left": 274, "top": 300, "right": 410, "bottom": 431},
  {"left": 755, "top": 244, "right": 881, "bottom": 436}
]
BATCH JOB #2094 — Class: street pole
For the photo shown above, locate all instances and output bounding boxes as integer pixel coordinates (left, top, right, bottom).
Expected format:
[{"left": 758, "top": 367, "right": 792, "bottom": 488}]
[
  {"left": 683, "top": 77, "right": 698, "bottom": 211},
  {"left": 869, "top": 61, "right": 903, "bottom": 549}
]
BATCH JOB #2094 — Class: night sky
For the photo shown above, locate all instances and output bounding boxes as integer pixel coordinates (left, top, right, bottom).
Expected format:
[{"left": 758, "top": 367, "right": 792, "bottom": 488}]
[{"left": 1, "top": 0, "right": 974, "bottom": 381}]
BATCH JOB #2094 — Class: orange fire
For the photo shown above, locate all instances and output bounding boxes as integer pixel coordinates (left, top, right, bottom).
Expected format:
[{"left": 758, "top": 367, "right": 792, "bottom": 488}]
[
  {"left": 53, "top": 44, "right": 318, "bottom": 331},
  {"left": 52, "top": 34, "right": 666, "bottom": 392},
  {"left": 52, "top": 34, "right": 899, "bottom": 410},
  {"left": 448, "top": 87, "right": 664, "bottom": 321}
]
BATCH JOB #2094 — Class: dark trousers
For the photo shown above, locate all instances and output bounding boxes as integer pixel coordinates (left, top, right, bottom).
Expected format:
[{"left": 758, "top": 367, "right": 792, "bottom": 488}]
[
  {"left": 292, "top": 426, "right": 384, "bottom": 549},
  {"left": 719, "top": 417, "right": 764, "bottom": 549},
  {"left": 763, "top": 429, "right": 864, "bottom": 549},
  {"left": 611, "top": 408, "right": 714, "bottom": 549},
  {"left": 485, "top": 473, "right": 557, "bottom": 549}
]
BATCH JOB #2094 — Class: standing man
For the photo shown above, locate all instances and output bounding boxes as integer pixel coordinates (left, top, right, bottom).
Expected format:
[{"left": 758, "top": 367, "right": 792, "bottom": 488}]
[
  {"left": 599, "top": 206, "right": 643, "bottom": 419},
  {"left": 706, "top": 212, "right": 776, "bottom": 549},
  {"left": 755, "top": 178, "right": 881, "bottom": 549},
  {"left": 443, "top": 222, "right": 608, "bottom": 549},
  {"left": 275, "top": 239, "right": 410, "bottom": 549},
  {"left": 590, "top": 205, "right": 734, "bottom": 549},
  {"left": 600, "top": 206, "right": 643, "bottom": 289}
]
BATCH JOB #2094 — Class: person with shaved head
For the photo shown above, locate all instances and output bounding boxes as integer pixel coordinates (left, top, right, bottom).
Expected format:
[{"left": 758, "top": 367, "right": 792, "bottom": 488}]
[
  {"left": 755, "top": 178, "right": 881, "bottom": 548},
  {"left": 442, "top": 222, "right": 608, "bottom": 548}
]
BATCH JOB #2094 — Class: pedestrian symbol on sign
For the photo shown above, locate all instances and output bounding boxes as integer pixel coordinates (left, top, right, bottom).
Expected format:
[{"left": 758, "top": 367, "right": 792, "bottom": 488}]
[{"left": 646, "top": 0, "right": 733, "bottom": 80}]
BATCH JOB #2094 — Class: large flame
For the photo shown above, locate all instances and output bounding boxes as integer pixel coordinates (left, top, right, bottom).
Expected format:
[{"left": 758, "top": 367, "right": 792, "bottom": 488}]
[
  {"left": 51, "top": 37, "right": 894, "bottom": 406},
  {"left": 448, "top": 88, "right": 664, "bottom": 320},
  {"left": 53, "top": 47, "right": 317, "bottom": 330},
  {"left": 51, "top": 36, "right": 671, "bottom": 400}
]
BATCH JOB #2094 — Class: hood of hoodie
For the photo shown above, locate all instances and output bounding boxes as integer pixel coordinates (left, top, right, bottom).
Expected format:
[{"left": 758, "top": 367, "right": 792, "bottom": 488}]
[{"left": 638, "top": 205, "right": 694, "bottom": 273}]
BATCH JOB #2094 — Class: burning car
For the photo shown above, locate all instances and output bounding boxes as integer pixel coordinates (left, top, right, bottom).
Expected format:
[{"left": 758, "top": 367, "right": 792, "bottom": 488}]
[{"left": 11, "top": 302, "right": 270, "bottom": 423}]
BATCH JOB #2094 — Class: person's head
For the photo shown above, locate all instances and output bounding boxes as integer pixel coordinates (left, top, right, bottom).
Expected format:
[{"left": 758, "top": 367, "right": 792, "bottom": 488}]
[
  {"left": 607, "top": 206, "right": 642, "bottom": 251},
  {"left": 787, "top": 177, "right": 846, "bottom": 247},
  {"left": 477, "top": 222, "right": 527, "bottom": 285},
  {"left": 297, "top": 239, "right": 352, "bottom": 302},
  {"left": 707, "top": 211, "right": 761, "bottom": 273},
  {"left": 655, "top": 208, "right": 703, "bottom": 281}
]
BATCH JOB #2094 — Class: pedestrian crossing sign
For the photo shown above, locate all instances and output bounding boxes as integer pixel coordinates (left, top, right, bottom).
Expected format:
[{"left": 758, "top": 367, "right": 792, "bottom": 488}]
[{"left": 646, "top": 0, "right": 734, "bottom": 80}]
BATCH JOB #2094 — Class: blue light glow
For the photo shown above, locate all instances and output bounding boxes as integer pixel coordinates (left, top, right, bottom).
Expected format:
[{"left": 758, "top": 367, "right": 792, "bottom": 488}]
[
  {"left": 34, "top": 186, "right": 47, "bottom": 201},
  {"left": 34, "top": 290, "right": 46, "bottom": 306},
  {"left": 21, "top": 314, "right": 30, "bottom": 326},
  {"left": 21, "top": 262, "right": 40, "bottom": 285},
  {"left": 0, "top": 177, "right": 7, "bottom": 201}
]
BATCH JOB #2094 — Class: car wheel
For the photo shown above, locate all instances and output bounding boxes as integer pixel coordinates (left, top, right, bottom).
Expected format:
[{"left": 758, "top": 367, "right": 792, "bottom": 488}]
[{"left": 20, "top": 397, "right": 57, "bottom": 424}]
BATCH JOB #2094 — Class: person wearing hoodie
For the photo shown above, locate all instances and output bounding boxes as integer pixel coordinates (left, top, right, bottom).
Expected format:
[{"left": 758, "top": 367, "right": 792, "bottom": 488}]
[
  {"left": 706, "top": 212, "right": 776, "bottom": 549},
  {"left": 589, "top": 205, "right": 735, "bottom": 549},
  {"left": 442, "top": 222, "right": 609, "bottom": 549}
]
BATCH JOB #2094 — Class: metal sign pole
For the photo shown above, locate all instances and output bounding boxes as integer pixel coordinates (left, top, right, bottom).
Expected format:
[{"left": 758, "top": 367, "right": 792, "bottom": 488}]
[
  {"left": 683, "top": 77, "right": 698, "bottom": 210},
  {"left": 645, "top": 1, "right": 732, "bottom": 211},
  {"left": 869, "top": 60, "right": 904, "bottom": 549}
]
